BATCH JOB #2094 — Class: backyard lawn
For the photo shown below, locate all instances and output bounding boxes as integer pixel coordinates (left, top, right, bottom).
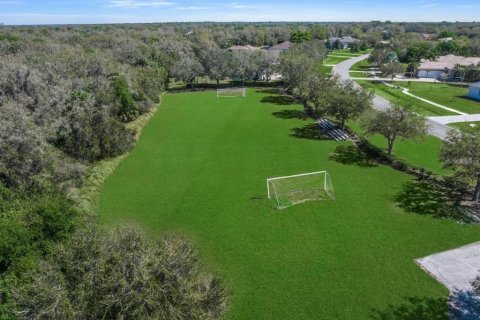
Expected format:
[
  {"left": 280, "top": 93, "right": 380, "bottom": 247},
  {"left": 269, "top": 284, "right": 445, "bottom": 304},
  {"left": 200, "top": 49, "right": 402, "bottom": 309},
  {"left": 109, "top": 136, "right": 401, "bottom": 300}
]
[{"left": 99, "top": 89, "right": 480, "bottom": 320}]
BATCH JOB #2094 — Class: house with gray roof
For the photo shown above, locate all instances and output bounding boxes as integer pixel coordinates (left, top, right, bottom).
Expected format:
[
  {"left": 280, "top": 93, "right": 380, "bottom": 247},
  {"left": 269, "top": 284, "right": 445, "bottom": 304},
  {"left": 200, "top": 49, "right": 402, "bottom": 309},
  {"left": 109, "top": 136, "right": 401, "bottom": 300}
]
[
  {"left": 416, "top": 55, "right": 480, "bottom": 80},
  {"left": 328, "top": 36, "right": 359, "bottom": 49},
  {"left": 269, "top": 41, "right": 292, "bottom": 52}
]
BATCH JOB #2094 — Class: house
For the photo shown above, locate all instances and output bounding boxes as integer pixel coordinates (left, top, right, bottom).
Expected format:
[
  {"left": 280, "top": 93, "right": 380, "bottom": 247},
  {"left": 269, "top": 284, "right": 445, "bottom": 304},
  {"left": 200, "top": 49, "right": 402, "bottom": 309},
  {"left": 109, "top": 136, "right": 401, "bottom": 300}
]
[
  {"left": 420, "top": 33, "right": 436, "bottom": 40},
  {"left": 227, "top": 45, "right": 260, "bottom": 52},
  {"left": 268, "top": 41, "right": 292, "bottom": 52},
  {"left": 438, "top": 37, "right": 454, "bottom": 42},
  {"left": 469, "top": 82, "right": 480, "bottom": 100},
  {"left": 328, "top": 36, "right": 359, "bottom": 49},
  {"left": 416, "top": 55, "right": 480, "bottom": 80}
]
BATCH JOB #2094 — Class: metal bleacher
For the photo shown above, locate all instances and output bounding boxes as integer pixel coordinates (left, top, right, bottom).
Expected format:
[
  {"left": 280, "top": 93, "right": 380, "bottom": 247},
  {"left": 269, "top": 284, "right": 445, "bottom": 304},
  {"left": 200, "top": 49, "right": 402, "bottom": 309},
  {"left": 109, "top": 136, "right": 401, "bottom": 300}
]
[{"left": 316, "top": 119, "right": 350, "bottom": 141}]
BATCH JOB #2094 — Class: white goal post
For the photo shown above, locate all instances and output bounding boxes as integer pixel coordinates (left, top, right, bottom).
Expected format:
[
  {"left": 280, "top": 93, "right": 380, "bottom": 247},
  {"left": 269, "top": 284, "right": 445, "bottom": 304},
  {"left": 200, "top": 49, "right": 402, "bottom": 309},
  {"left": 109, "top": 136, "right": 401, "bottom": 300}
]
[
  {"left": 217, "top": 87, "right": 246, "bottom": 98},
  {"left": 267, "top": 171, "right": 335, "bottom": 210}
]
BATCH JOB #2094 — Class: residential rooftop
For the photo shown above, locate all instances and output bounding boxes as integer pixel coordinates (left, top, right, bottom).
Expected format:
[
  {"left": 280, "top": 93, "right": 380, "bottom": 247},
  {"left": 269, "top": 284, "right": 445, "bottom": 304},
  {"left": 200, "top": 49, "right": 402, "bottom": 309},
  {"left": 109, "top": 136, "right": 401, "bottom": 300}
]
[{"left": 418, "top": 55, "right": 480, "bottom": 70}]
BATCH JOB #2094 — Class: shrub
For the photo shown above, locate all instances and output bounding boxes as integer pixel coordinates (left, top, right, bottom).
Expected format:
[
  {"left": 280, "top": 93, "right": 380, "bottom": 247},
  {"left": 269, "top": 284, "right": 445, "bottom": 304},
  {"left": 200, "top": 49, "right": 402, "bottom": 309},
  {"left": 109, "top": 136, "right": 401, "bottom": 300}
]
[
  {"left": 0, "top": 103, "right": 46, "bottom": 187},
  {"left": 11, "top": 227, "right": 227, "bottom": 320},
  {"left": 56, "top": 104, "right": 134, "bottom": 162},
  {"left": 112, "top": 76, "right": 139, "bottom": 122}
]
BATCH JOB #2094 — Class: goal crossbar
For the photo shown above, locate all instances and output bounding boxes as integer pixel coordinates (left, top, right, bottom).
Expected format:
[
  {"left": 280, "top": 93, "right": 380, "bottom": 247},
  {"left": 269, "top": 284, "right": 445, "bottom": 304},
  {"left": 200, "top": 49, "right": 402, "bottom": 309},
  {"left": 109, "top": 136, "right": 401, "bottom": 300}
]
[
  {"left": 266, "top": 171, "right": 334, "bottom": 210},
  {"left": 217, "top": 87, "right": 246, "bottom": 98}
]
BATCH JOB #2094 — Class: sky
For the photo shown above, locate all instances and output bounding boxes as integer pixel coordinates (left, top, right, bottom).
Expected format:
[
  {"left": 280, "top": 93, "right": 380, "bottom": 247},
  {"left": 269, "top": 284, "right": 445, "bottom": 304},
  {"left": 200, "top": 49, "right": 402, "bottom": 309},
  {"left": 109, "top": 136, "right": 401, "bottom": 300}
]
[{"left": 0, "top": 0, "right": 479, "bottom": 25}]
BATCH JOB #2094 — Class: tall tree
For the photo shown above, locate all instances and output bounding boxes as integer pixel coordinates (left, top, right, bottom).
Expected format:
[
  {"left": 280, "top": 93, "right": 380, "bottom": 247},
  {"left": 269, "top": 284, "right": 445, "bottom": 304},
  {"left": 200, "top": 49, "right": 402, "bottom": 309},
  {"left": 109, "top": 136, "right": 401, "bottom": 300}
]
[
  {"left": 322, "top": 80, "right": 373, "bottom": 129},
  {"left": 171, "top": 56, "right": 204, "bottom": 88},
  {"left": 201, "top": 48, "right": 231, "bottom": 85},
  {"left": 380, "top": 61, "right": 405, "bottom": 82},
  {"left": 361, "top": 103, "right": 428, "bottom": 155},
  {"left": 441, "top": 126, "right": 480, "bottom": 202}
]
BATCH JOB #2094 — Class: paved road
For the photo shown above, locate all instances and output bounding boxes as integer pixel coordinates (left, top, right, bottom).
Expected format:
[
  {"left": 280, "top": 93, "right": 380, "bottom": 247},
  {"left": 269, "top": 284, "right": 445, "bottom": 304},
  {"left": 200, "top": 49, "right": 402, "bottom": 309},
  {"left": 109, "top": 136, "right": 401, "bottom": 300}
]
[
  {"left": 429, "top": 114, "right": 480, "bottom": 124},
  {"left": 332, "top": 54, "right": 453, "bottom": 140}
]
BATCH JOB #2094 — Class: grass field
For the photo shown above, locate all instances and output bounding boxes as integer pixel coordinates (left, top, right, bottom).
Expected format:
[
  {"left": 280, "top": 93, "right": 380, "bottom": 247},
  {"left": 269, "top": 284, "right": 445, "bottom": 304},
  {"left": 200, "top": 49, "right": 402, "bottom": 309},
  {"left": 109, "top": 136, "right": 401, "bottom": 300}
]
[
  {"left": 324, "top": 55, "right": 352, "bottom": 66},
  {"left": 398, "top": 82, "right": 480, "bottom": 115},
  {"left": 348, "top": 121, "right": 451, "bottom": 175},
  {"left": 99, "top": 89, "right": 480, "bottom": 320},
  {"left": 350, "top": 59, "right": 374, "bottom": 71},
  {"left": 357, "top": 80, "right": 456, "bottom": 116},
  {"left": 449, "top": 121, "right": 480, "bottom": 131}
]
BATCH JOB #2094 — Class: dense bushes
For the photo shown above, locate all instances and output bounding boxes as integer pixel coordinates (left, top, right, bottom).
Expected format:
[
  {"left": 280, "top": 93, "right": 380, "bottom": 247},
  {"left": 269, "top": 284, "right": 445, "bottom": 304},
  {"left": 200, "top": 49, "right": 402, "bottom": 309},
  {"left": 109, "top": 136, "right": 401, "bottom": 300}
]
[
  {"left": 112, "top": 76, "right": 140, "bottom": 122},
  {"left": 11, "top": 227, "right": 227, "bottom": 320},
  {"left": 0, "top": 185, "right": 79, "bottom": 273},
  {"left": 0, "top": 103, "right": 46, "bottom": 187},
  {"left": 56, "top": 103, "right": 134, "bottom": 162}
]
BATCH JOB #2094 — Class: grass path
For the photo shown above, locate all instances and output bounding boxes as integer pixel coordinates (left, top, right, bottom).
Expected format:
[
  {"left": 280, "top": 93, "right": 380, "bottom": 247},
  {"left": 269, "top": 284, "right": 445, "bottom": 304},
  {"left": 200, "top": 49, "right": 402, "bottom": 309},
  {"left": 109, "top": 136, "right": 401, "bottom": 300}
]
[{"left": 100, "top": 89, "right": 480, "bottom": 319}]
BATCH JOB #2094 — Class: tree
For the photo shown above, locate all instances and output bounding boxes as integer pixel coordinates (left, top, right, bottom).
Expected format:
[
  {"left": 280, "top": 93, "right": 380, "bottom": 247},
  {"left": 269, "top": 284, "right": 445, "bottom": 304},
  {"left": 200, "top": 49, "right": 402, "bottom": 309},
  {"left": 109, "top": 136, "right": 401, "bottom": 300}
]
[
  {"left": 55, "top": 98, "right": 134, "bottom": 163},
  {"left": 361, "top": 103, "right": 428, "bottom": 155},
  {"left": 0, "top": 103, "right": 46, "bottom": 187},
  {"left": 112, "top": 76, "right": 140, "bottom": 122},
  {"left": 171, "top": 56, "right": 204, "bottom": 88},
  {"left": 454, "top": 63, "right": 480, "bottom": 83},
  {"left": 279, "top": 40, "right": 327, "bottom": 110},
  {"left": 384, "top": 51, "right": 399, "bottom": 63},
  {"left": 322, "top": 80, "right": 373, "bottom": 129},
  {"left": 252, "top": 50, "right": 278, "bottom": 82},
  {"left": 290, "top": 30, "right": 313, "bottom": 44},
  {"left": 368, "top": 48, "right": 387, "bottom": 67},
  {"left": 380, "top": 61, "right": 405, "bottom": 82},
  {"left": 12, "top": 227, "right": 227, "bottom": 320},
  {"left": 440, "top": 126, "right": 480, "bottom": 202},
  {"left": 201, "top": 48, "right": 231, "bottom": 85}
]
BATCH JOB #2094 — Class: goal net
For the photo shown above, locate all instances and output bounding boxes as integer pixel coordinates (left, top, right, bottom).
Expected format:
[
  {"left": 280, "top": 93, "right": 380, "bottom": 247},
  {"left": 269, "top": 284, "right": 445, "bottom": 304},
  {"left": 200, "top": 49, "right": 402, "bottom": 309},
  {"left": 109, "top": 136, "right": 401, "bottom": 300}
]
[
  {"left": 217, "top": 87, "right": 246, "bottom": 98},
  {"left": 267, "top": 171, "right": 334, "bottom": 210}
]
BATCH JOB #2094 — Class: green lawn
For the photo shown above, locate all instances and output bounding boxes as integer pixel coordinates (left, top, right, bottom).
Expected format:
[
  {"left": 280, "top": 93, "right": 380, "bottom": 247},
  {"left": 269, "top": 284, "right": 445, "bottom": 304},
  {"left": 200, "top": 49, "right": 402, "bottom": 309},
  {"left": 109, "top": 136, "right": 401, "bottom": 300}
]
[
  {"left": 349, "top": 121, "right": 451, "bottom": 175},
  {"left": 350, "top": 71, "right": 377, "bottom": 77},
  {"left": 99, "top": 89, "right": 480, "bottom": 320},
  {"left": 350, "top": 59, "right": 374, "bottom": 71},
  {"left": 449, "top": 121, "right": 480, "bottom": 132},
  {"left": 332, "top": 49, "right": 371, "bottom": 56},
  {"left": 357, "top": 80, "right": 456, "bottom": 116},
  {"left": 397, "top": 82, "right": 480, "bottom": 115},
  {"left": 323, "top": 55, "right": 352, "bottom": 65}
]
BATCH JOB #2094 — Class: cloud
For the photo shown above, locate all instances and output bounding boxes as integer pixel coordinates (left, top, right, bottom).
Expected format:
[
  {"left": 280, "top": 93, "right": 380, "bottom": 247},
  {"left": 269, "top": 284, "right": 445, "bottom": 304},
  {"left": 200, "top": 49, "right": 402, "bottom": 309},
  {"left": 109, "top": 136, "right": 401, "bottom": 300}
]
[
  {"left": 177, "top": 6, "right": 208, "bottom": 10},
  {"left": 106, "top": 0, "right": 175, "bottom": 8},
  {"left": 230, "top": 2, "right": 256, "bottom": 9}
]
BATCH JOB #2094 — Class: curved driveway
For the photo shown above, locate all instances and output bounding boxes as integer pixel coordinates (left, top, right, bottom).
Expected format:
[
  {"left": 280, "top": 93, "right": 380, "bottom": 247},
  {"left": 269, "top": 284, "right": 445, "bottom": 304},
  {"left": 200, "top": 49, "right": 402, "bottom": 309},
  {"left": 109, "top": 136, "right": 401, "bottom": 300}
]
[{"left": 332, "top": 54, "right": 453, "bottom": 140}]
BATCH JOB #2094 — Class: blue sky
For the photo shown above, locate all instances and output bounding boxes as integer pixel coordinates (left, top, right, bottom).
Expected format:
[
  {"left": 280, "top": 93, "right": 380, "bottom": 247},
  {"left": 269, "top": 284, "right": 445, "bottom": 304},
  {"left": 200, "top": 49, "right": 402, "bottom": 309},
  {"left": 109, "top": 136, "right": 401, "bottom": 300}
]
[{"left": 1, "top": 0, "right": 479, "bottom": 25}]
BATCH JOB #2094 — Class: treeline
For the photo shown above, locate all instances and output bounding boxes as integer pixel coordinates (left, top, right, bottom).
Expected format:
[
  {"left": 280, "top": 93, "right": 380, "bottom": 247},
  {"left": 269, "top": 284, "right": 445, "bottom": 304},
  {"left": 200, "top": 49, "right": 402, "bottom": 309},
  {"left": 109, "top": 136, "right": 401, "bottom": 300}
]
[{"left": 0, "top": 24, "right": 230, "bottom": 319}]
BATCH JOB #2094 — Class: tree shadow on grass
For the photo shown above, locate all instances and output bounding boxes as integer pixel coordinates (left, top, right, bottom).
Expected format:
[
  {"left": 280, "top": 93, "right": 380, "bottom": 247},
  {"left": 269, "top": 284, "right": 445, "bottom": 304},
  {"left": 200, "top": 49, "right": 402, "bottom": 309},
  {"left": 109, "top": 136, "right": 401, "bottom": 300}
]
[
  {"left": 256, "top": 88, "right": 283, "bottom": 95},
  {"left": 328, "top": 145, "right": 378, "bottom": 168},
  {"left": 456, "top": 95, "right": 480, "bottom": 104},
  {"left": 372, "top": 296, "right": 448, "bottom": 320},
  {"left": 272, "top": 109, "right": 307, "bottom": 120},
  {"left": 290, "top": 124, "right": 331, "bottom": 141},
  {"left": 261, "top": 95, "right": 297, "bottom": 105},
  {"left": 394, "top": 180, "right": 471, "bottom": 222}
]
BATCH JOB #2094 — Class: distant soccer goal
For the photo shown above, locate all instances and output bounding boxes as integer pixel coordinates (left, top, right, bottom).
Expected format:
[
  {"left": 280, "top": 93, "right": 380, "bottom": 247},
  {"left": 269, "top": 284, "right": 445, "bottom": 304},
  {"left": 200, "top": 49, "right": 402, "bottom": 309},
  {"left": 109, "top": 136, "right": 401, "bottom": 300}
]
[
  {"left": 217, "top": 87, "right": 246, "bottom": 98},
  {"left": 267, "top": 171, "right": 335, "bottom": 210}
]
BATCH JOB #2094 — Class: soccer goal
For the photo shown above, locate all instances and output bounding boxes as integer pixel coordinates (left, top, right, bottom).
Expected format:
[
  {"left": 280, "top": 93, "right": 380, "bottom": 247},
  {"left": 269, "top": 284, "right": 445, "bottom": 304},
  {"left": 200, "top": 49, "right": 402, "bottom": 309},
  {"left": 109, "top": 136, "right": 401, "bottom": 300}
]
[
  {"left": 217, "top": 87, "right": 246, "bottom": 98},
  {"left": 267, "top": 171, "right": 334, "bottom": 210}
]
